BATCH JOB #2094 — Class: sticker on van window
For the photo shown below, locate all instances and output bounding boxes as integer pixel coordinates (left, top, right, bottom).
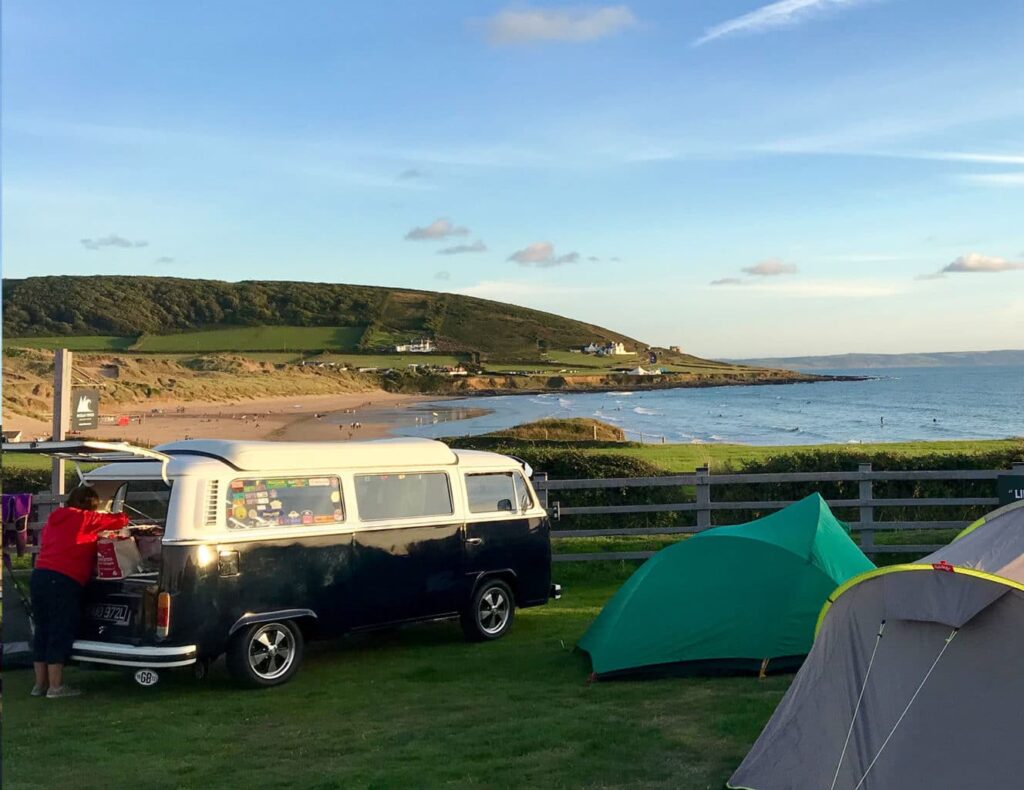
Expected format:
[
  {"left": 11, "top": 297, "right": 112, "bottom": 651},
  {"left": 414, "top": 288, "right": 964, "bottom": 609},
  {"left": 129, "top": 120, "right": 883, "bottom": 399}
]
[{"left": 226, "top": 476, "right": 344, "bottom": 529}]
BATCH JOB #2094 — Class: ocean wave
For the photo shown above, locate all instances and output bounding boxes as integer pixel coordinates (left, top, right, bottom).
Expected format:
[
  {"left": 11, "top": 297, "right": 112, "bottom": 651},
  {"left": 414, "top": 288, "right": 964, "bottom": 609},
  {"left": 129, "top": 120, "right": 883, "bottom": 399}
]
[
  {"left": 558, "top": 398, "right": 573, "bottom": 408},
  {"left": 607, "top": 391, "right": 634, "bottom": 396},
  {"left": 633, "top": 406, "right": 659, "bottom": 416}
]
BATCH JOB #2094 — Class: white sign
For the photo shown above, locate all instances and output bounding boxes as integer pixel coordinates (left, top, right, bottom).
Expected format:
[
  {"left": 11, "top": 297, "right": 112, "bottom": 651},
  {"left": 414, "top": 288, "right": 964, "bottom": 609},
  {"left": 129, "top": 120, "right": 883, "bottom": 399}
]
[{"left": 133, "top": 669, "right": 160, "bottom": 687}]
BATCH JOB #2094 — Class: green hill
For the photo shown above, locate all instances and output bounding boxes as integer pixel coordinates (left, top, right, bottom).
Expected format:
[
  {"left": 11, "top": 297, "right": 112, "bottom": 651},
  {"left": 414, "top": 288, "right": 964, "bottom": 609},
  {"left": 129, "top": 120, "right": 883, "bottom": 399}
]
[{"left": 2, "top": 275, "right": 642, "bottom": 357}]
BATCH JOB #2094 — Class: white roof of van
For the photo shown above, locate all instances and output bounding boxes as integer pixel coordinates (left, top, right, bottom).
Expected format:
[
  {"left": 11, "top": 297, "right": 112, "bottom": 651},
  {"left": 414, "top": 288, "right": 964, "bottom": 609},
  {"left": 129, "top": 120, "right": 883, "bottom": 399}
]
[{"left": 155, "top": 437, "right": 459, "bottom": 471}]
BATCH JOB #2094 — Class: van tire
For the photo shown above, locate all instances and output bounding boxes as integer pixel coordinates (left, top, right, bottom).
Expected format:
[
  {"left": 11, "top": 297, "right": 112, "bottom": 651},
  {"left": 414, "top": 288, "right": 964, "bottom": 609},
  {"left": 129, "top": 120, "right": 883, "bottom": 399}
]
[
  {"left": 461, "top": 579, "right": 515, "bottom": 642},
  {"left": 226, "top": 620, "right": 304, "bottom": 687}
]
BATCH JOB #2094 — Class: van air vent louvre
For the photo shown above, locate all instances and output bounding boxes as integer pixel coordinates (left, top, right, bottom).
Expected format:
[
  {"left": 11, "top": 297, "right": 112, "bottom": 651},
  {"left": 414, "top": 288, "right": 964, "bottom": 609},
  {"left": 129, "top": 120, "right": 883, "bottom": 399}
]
[{"left": 205, "top": 481, "right": 220, "bottom": 525}]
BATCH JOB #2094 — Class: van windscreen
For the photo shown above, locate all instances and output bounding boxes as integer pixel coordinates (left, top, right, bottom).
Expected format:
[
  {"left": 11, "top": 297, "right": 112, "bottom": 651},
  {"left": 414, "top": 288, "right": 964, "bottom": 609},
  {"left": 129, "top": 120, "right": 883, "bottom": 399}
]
[{"left": 355, "top": 472, "right": 453, "bottom": 521}]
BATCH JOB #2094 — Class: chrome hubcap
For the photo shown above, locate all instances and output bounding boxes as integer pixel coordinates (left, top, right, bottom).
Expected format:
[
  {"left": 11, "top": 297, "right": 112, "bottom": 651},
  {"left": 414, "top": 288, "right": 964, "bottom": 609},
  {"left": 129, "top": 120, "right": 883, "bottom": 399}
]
[
  {"left": 248, "top": 624, "right": 295, "bottom": 680},
  {"left": 478, "top": 588, "right": 510, "bottom": 635}
]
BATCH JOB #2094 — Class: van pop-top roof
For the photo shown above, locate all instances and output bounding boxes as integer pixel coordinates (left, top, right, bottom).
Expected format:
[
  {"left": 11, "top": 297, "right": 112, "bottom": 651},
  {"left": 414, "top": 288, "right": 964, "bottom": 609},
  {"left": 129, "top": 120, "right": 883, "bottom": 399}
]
[{"left": 155, "top": 437, "right": 459, "bottom": 472}]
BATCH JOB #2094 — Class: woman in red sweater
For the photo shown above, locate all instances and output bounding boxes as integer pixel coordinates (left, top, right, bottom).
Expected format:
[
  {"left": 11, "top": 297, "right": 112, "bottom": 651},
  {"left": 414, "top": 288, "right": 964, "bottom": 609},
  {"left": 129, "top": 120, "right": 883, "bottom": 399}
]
[{"left": 31, "top": 485, "right": 129, "bottom": 699}]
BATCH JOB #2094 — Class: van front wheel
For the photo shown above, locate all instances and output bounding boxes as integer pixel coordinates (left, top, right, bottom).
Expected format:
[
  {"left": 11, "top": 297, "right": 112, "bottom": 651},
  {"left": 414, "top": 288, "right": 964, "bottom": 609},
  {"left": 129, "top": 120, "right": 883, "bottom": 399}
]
[
  {"left": 226, "top": 620, "right": 304, "bottom": 687},
  {"left": 462, "top": 579, "right": 515, "bottom": 642}
]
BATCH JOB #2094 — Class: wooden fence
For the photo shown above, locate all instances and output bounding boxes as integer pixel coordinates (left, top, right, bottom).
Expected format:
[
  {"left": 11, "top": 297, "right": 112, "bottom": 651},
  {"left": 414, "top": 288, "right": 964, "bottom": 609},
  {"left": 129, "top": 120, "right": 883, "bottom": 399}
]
[
  {"left": 7, "top": 463, "right": 1021, "bottom": 564},
  {"left": 534, "top": 462, "right": 1024, "bottom": 562}
]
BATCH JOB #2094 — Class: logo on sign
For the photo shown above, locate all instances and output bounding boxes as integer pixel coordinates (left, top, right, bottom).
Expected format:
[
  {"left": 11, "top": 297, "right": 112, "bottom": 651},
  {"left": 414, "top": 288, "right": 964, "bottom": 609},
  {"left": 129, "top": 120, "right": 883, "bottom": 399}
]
[{"left": 71, "top": 387, "right": 100, "bottom": 431}]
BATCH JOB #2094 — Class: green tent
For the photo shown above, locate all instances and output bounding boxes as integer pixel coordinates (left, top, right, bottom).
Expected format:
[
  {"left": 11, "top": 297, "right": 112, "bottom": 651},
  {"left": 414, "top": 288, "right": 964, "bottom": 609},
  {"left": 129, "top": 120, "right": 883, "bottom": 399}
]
[{"left": 579, "top": 493, "right": 875, "bottom": 678}]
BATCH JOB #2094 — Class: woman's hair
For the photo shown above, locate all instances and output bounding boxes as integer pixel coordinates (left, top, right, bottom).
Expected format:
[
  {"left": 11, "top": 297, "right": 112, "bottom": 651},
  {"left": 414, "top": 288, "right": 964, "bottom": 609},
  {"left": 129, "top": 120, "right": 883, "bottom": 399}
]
[{"left": 66, "top": 485, "right": 101, "bottom": 511}]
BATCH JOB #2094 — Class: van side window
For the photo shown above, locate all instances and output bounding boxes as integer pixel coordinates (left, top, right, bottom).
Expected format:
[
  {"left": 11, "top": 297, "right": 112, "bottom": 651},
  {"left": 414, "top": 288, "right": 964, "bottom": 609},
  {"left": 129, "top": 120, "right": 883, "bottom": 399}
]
[
  {"left": 113, "top": 479, "right": 173, "bottom": 526},
  {"left": 354, "top": 472, "right": 453, "bottom": 521},
  {"left": 466, "top": 473, "right": 517, "bottom": 514},
  {"left": 226, "top": 476, "right": 344, "bottom": 529},
  {"left": 512, "top": 472, "right": 534, "bottom": 511}
]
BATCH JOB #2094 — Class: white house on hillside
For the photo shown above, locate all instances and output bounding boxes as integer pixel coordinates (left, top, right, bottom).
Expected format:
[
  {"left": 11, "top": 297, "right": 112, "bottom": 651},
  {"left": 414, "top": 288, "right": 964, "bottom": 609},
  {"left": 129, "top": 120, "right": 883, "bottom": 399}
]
[
  {"left": 584, "top": 341, "right": 629, "bottom": 356},
  {"left": 395, "top": 338, "right": 435, "bottom": 353}
]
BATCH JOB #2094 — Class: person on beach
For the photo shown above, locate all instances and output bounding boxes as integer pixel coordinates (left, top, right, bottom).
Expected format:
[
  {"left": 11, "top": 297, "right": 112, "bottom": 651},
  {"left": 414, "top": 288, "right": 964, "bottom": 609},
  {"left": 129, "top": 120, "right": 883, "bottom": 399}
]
[{"left": 30, "top": 485, "right": 129, "bottom": 699}]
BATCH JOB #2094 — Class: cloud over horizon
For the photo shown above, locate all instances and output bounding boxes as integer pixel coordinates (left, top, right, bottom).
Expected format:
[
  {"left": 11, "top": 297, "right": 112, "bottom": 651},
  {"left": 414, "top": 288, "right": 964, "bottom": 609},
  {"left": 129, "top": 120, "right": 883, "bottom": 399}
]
[
  {"left": 710, "top": 277, "right": 744, "bottom": 286},
  {"left": 508, "top": 241, "right": 582, "bottom": 267},
  {"left": 80, "top": 234, "right": 149, "bottom": 250},
  {"left": 742, "top": 258, "right": 799, "bottom": 276},
  {"left": 484, "top": 5, "right": 636, "bottom": 45},
  {"left": 434, "top": 270, "right": 451, "bottom": 281},
  {"left": 397, "top": 168, "right": 426, "bottom": 180},
  {"left": 918, "top": 252, "right": 1024, "bottom": 280},
  {"left": 405, "top": 218, "right": 470, "bottom": 241},
  {"left": 438, "top": 240, "right": 487, "bottom": 255},
  {"left": 694, "top": 0, "right": 877, "bottom": 46}
]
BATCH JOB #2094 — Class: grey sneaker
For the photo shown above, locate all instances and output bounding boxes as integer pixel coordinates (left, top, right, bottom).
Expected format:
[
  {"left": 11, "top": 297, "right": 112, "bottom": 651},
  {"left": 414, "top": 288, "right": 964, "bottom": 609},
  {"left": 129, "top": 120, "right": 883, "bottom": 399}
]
[
  {"left": 30, "top": 684, "right": 48, "bottom": 697},
  {"left": 46, "top": 685, "right": 82, "bottom": 699}
]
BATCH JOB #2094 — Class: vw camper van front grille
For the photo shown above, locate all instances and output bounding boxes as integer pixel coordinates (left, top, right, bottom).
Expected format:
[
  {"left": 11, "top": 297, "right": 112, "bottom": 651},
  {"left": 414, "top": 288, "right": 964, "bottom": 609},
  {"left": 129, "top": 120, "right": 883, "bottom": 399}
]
[{"left": 205, "top": 481, "right": 220, "bottom": 526}]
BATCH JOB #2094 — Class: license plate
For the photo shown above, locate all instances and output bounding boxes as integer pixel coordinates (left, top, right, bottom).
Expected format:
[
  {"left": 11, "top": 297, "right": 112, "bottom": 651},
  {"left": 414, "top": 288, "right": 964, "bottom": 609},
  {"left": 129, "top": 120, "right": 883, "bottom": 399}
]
[{"left": 89, "top": 603, "right": 131, "bottom": 625}]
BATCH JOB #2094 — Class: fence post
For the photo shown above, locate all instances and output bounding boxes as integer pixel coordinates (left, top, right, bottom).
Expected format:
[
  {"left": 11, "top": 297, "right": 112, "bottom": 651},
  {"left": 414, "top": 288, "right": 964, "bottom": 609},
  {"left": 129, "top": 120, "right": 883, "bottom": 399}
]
[
  {"left": 534, "top": 471, "right": 549, "bottom": 510},
  {"left": 858, "top": 463, "right": 875, "bottom": 555},
  {"left": 696, "top": 464, "right": 711, "bottom": 531}
]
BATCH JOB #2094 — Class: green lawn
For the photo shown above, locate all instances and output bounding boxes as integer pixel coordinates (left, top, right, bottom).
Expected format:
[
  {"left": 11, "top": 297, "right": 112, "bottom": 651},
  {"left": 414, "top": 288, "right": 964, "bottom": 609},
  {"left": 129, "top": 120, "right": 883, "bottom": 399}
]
[
  {"left": 132, "top": 326, "right": 366, "bottom": 353},
  {"left": 592, "top": 438, "right": 1024, "bottom": 472},
  {"left": 2, "top": 563, "right": 789, "bottom": 789},
  {"left": 4, "top": 335, "right": 136, "bottom": 351}
]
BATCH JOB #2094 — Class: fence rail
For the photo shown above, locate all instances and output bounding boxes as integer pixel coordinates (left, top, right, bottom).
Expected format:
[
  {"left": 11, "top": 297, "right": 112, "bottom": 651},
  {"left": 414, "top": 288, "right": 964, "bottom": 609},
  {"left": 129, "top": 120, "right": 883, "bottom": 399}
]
[
  {"left": 6, "top": 464, "right": 1021, "bottom": 564},
  {"left": 534, "top": 462, "right": 1024, "bottom": 562}
]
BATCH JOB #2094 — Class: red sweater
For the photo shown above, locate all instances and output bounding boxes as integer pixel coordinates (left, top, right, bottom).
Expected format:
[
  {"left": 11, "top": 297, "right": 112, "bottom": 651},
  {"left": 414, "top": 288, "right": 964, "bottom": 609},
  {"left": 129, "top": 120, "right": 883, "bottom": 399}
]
[{"left": 36, "top": 507, "right": 130, "bottom": 586}]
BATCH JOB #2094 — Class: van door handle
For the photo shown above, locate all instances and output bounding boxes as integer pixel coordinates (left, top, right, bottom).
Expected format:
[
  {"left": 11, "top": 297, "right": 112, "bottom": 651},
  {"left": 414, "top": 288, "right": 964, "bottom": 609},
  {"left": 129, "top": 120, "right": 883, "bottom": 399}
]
[{"left": 466, "top": 537, "right": 484, "bottom": 546}]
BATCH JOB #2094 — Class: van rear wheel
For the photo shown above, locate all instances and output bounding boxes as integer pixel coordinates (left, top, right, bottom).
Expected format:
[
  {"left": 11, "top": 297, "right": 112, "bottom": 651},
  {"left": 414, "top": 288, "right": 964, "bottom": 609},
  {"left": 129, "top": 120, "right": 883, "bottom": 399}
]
[
  {"left": 226, "top": 620, "right": 304, "bottom": 687},
  {"left": 461, "top": 579, "right": 515, "bottom": 642}
]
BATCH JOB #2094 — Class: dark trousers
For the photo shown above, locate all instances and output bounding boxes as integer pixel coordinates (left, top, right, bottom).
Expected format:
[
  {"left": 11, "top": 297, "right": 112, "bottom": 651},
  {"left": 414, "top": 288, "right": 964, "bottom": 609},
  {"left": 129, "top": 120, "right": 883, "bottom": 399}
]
[{"left": 30, "top": 569, "right": 83, "bottom": 664}]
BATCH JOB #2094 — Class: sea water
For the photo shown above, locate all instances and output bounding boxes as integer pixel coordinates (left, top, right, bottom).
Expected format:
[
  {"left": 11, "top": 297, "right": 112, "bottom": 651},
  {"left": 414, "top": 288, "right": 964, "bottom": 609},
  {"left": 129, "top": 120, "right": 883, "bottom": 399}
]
[{"left": 390, "top": 365, "right": 1024, "bottom": 445}]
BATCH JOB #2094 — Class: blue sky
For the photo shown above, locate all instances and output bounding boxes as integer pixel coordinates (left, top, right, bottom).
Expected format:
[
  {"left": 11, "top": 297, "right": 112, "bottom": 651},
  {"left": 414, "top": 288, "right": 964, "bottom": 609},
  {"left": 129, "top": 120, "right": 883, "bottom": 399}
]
[{"left": 3, "top": 1, "right": 1023, "bottom": 357}]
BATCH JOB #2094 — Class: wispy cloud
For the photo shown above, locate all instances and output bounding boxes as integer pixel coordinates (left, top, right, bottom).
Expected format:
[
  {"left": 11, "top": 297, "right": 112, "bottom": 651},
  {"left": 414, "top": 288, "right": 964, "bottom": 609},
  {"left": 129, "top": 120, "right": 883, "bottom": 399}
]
[
  {"left": 80, "top": 234, "right": 148, "bottom": 250},
  {"left": 484, "top": 5, "right": 636, "bottom": 45},
  {"left": 397, "top": 168, "right": 426, "bottom": 180},
  {"left": 435, "top": 270, "right": 451, "bottom": 281},
  {"left": 959, "top": 171, "right": 1024, "bottom": 187},
  {"left": 438, "top": 240, "right": 487, "bottom": 255},
  {"left": 919, "top": 252, "right": 1024, "bottom": 280},
  {"left": 405, "top": 218, "right": 470, "bottom": 241},
  {"left": 710, "top": 277, "right": 744, "bottom": 286},
  {"left": 694, "top": 0, "right": 877, "bottom": 46},
  {"left": 944, "top": 253, "right": 1024, "bottom": 273},
  {"left": 154, "top": 256, "right": 175, "bottom": 264},
  {"left": 508, "top": 241, "right": 582, "bottom": 267},
  {"left": 742, "top": 258, "right": 798, "bottom": 276}
]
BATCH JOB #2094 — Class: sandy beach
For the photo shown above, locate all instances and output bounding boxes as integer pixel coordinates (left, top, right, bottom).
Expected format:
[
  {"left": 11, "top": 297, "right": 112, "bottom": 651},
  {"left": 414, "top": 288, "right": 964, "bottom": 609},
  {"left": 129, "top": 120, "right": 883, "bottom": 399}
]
[{"left": 4, "top": 390, "right": 437, "bottom": 446}]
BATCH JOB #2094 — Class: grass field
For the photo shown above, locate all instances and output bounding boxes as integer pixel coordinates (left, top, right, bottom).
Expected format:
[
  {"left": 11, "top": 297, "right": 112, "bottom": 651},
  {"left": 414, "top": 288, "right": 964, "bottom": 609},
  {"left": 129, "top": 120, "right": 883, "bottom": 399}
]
[
  {"left": 3, "top": 335, "right": 136, "bottom": 351},
  {"left": 133, "top": 326, "right": 366, "bottom": 353},
  {"left": 4, "top": 327, "right": 367, "bottom": 354},
  {"left": 2, "top": 563, "right": 788, "bottom": 789},
  {"left": 588, "top": 437, "right": 1024, "bottom": 472}
]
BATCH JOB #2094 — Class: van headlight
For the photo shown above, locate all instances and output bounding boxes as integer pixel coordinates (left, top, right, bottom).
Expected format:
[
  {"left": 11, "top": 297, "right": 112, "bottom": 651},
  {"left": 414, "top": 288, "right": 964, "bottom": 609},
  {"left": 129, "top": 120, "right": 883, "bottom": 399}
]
[{"left": 196, "top": 544, "right": 216, "bottom": 568}]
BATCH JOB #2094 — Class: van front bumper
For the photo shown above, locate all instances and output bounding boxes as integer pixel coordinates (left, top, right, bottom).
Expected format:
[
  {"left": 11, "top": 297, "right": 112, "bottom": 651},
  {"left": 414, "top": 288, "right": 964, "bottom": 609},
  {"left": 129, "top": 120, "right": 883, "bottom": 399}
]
[{"left": 72, "top": 640, "right": 197, "bottom": 669}]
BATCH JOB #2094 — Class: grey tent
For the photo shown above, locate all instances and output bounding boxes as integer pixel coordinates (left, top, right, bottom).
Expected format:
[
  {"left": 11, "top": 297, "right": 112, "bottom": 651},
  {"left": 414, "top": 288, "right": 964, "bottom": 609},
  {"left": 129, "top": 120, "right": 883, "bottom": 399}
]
[{"left": 729, "top": 500, "right": 1024, "bottom": 790}]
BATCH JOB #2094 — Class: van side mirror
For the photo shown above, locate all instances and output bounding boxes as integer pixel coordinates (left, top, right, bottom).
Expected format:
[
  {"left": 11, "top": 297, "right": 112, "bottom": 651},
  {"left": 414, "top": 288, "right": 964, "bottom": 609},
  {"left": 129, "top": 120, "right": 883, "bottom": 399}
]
[{"left": 497, "top": 498, "right": 513, "bottom": 512}]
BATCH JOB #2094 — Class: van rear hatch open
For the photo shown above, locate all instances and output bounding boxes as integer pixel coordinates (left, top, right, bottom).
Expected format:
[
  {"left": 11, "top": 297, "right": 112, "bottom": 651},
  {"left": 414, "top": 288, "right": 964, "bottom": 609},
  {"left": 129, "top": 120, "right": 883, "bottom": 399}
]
[{"left": 2, "top": 441, "right": 174, "bottom": 645}]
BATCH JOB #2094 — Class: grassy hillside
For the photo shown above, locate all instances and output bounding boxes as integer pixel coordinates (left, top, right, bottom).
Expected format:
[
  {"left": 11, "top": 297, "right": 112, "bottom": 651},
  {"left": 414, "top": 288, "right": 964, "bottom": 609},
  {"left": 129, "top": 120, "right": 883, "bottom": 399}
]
[{"left": 2, "top": 275, "right": 643, "bottom": 356}]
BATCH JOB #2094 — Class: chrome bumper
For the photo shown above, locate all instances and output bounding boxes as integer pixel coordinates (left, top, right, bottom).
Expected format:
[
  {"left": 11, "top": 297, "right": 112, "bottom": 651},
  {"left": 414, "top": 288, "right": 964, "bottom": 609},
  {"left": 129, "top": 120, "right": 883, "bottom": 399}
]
[
  {"left": 72, "top": 640, "right": 197, "bottom": 668},
  {"left": 550, "top": 583, "right": 562, "bottom": 600}
]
